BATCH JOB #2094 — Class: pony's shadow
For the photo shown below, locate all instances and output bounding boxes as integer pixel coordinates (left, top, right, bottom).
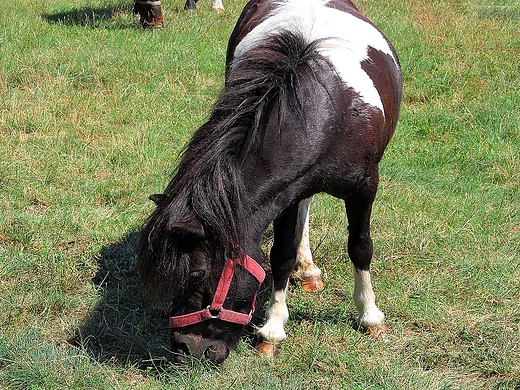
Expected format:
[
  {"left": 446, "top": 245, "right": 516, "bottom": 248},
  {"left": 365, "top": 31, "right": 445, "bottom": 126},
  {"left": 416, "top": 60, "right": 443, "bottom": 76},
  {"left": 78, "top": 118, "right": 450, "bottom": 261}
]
[
  {"left": 70, "top": 231, "right": 272, "bottom": 367},
  {"left": 42, "top": 4, "right": 135, "bottom": 29},
  {"left": 70, "top": 231, "right": 174, "bottom": 367}
]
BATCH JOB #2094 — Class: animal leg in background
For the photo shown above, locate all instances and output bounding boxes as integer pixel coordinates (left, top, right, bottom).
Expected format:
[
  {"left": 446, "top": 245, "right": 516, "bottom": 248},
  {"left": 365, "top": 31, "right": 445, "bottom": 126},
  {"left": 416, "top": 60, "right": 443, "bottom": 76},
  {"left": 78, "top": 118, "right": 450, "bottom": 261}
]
[
  {"left": 184, "top": 0, "right": 197, "bottom": 11},
  {"left": 184, "top": 0, "right": 224, "bottom": 13},
  {"left": 211, "top": 0, "right": 224, "bottom": 13},
  {"left": 134, "top": 0, "right": 163, "bottom": 29}
]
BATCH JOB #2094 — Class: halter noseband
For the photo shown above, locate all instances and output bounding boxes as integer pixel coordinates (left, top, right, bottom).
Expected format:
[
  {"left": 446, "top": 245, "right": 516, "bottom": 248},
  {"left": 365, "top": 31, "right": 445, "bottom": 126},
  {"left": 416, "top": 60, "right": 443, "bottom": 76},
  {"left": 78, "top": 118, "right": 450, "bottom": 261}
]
[{"left": 169, "top": 254, "right": 266, "bottom": 328}]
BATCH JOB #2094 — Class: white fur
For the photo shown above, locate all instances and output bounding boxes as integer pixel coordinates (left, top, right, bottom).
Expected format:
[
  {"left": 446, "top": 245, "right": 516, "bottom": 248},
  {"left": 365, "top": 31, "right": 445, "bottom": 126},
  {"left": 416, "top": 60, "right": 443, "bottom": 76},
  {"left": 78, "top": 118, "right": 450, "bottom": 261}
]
[
  {"left": 211, "top": 0, "right": 223, "bottom": 11},
  {"left": 353, "top": 267, "right": 385, "bottom": 327},
  {"left": 231, "top": 0, "right": 397, "bottom": 113},
  {"left": 293, "top": 197, "right": 322, "bottom": 279},
  {"left": 257, "top": 283, "right": 289, "bottom": 343}
]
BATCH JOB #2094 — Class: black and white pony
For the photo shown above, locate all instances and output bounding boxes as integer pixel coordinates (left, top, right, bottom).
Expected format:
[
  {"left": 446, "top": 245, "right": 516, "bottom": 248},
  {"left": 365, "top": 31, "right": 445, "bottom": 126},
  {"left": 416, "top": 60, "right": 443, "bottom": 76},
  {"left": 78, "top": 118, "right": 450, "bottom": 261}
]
[
  {"left": 138, "top": 0, "right": 402, "bottom": 364},
  {"left": 134, "top": 0, "right": 224, "bottom": 29}
]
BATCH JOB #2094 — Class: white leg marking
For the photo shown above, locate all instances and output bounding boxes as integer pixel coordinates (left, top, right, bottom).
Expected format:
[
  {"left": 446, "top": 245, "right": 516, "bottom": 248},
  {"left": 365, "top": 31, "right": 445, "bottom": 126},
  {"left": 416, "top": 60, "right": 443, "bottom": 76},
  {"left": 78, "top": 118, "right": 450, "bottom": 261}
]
[
  {"left": 211, "top": 0, "right": 224, "bottom": 12},
  {"left": 293, "top": 197, "right": 321, "bottom": 280},
  {"left": 353, "top": 267, "right": 385, "bottom": 328},
  {"left": 257, "top": 283, "right": 289, "bottom": 343}
]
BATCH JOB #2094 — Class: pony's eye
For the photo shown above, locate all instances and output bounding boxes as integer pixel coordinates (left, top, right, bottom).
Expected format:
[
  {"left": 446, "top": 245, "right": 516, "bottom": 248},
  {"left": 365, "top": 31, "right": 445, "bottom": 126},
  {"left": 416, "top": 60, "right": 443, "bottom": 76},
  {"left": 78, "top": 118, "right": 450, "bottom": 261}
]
[{"left": 190, "top": 270, "right": 206, "bottom": 281}]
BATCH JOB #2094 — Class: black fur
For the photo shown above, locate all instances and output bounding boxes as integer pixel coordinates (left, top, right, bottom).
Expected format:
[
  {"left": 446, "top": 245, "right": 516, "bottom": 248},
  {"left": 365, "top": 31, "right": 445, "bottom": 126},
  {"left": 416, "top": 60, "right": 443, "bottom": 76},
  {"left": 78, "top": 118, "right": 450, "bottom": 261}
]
[{"left": 137, "top": 32, "right": 335, "bottom": 310}]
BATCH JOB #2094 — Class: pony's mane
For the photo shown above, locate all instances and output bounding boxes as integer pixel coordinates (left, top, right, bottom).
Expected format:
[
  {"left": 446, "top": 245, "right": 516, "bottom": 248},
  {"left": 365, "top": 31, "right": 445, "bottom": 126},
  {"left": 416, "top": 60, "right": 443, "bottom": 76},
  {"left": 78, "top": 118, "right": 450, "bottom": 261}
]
[{"left": 138, "top": 30, "right": 334, "bottom": 308}]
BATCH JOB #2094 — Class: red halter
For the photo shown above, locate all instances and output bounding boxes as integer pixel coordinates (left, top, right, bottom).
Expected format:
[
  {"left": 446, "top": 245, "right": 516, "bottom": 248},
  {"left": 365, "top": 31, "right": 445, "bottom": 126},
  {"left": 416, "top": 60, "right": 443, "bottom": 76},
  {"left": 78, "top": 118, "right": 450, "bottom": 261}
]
[{"left": 169, "top": 254, "right": 266, "bottom": 328}]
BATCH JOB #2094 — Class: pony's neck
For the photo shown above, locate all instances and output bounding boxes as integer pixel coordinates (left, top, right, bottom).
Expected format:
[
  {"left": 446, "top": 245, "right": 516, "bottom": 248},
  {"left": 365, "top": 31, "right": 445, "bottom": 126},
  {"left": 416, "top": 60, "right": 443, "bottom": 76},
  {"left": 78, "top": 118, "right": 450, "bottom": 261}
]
[{"left": 235, "top": 167, "right": 294, "bottom": 261}]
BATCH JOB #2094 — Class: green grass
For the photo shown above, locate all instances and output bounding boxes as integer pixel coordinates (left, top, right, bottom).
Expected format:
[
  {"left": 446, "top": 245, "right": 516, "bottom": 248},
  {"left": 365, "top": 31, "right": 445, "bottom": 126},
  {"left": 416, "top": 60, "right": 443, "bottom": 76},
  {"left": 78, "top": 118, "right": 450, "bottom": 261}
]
[{"left": 1, "top": 0, "right": 519, "bottom": 388}]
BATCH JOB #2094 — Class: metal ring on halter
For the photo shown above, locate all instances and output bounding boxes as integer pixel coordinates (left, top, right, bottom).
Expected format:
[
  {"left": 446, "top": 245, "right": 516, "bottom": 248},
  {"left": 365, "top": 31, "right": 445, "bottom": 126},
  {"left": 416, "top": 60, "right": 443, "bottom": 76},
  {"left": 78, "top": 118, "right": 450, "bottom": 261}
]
[{"left": 135, "top": 0, "right": 162, "bottom": 6}]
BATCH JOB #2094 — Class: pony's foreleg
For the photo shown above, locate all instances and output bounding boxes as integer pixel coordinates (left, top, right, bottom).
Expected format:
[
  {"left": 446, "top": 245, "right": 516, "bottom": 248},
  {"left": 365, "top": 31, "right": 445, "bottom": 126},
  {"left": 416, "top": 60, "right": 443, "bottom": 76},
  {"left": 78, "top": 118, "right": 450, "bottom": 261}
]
[
  {"left": 255, "top": 281, "right": 289, "bottom": 357},
  {"left": 256, "top": 205, "right": 299, "bottom": 356},
  {"left": 292, "top": 197, "right": 324, "bottom": 292},
  {"left": 352, "top": 266, "right": 386, "bottom": 339},
  {"left": 345, "top": 172, "right": 387, "bottom": 340},
  {"left": 211, "top": 0, "right": 224, "bottom": 13}
]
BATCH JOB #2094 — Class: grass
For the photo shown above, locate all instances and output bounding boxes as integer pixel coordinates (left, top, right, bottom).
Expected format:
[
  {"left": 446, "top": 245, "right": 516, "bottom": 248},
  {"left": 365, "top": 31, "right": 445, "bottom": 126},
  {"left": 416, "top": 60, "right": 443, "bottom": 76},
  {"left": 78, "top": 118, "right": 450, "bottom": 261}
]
[{"left": 1, "top": 0, "right": 519, "bottom": 388}]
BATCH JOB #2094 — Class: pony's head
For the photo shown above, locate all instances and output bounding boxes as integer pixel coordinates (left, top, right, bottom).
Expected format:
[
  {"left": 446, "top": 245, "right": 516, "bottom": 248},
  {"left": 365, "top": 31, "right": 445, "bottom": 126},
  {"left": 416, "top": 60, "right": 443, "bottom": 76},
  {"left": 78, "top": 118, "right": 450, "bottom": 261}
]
[
  {"left": 138, "top": 194, "right": 265, "bottom": 365},
  {"left": 134, "top": 0, "right": 164, "bottom": 29}
]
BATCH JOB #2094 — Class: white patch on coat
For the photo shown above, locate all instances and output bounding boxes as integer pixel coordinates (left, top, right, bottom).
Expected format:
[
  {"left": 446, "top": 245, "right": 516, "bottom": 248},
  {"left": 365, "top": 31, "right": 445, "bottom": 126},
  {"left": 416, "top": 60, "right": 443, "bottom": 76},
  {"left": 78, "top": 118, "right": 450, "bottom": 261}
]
[{"left": 231, "top": 0, "right": 397, "bottom": 113}]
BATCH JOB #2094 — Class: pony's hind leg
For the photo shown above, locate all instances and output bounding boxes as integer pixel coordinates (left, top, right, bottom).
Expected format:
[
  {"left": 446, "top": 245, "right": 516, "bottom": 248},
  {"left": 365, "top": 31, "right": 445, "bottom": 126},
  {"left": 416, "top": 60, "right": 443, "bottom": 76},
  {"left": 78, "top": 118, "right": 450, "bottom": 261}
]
[
  {"left": 292, "top": 197, "right": 324, "bottom": 292},
  {"left": 256, "top": 204, "right": 300, "bottom": 356},
  {"left": 345, "top": 172, "right": 387, "bottom": 340}
]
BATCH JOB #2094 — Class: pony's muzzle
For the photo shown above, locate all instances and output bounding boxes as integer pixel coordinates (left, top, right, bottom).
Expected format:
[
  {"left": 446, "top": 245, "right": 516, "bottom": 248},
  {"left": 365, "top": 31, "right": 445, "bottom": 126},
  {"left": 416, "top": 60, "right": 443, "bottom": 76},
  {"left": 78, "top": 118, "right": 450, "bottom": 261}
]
[{"left": 171, "top": 331, "right": 230, "bottom": 365}]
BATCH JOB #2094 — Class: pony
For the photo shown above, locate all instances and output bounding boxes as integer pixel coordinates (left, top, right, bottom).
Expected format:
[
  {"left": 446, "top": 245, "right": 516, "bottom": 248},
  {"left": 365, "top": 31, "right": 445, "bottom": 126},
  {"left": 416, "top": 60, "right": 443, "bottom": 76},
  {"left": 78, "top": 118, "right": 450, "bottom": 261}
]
[
  {"left": 137, "top": 0, "right": 402, "bottom": 364},
  {"left": 134, "top": 0, "right": 224, "bottom": 28}
]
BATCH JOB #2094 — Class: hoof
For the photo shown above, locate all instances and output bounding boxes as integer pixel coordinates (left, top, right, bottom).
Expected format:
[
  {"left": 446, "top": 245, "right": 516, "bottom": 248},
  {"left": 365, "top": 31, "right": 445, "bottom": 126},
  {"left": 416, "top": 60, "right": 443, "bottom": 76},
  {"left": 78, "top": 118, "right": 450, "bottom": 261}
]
[
  {"left": 212, "top": 7, "right": 224, "bottom": 14},
  {"left": 363, "top": 323, "right": 389, "bottom": 341},
  {"left": 255, "top": 341, "right": 280, "bottom": 357},
  {"left": 299, "top": 275, "right": 324, "bottom": 293}
]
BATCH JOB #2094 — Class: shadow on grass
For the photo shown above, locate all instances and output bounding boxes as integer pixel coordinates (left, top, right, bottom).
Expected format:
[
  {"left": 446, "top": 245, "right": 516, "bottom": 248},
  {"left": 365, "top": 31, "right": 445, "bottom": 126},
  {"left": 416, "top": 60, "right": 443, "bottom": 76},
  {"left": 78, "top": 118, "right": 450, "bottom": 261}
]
[
  {"left": 70, "top": 231, "right": 272, "bottom": 369},
  {"left": 288, "top": 293, "right": 360, "bottom": 332},
  {"left": 69, "top": 231, "right": 176, "bottom": 368},
  {"left": 42, "top": 4, "right": 136, "bottom": 29}
]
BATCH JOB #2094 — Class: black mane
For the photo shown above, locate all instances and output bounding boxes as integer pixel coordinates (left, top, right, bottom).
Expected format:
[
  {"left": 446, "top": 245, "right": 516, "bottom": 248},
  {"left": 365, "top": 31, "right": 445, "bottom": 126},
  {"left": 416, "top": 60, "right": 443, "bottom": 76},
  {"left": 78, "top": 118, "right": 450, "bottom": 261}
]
[{"left": 138, "top": 31, "right": 334, "bottom": 308}]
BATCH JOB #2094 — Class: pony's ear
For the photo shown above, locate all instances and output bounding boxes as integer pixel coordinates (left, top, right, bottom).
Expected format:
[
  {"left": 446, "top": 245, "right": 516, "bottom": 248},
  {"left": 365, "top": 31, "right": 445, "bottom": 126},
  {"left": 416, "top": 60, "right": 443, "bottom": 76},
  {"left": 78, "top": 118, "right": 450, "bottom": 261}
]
[
  {"left": 149, "top": 194, "right": 166, "bottom": 205},
  {"left": 168, "top": 219, "right": 205, "bottom": 238}
]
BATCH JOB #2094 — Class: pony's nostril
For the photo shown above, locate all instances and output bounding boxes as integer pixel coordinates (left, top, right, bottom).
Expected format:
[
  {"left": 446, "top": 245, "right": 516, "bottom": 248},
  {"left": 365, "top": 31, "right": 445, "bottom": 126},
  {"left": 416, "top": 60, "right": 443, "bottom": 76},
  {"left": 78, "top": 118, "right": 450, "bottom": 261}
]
[
  {"left": 171, "top": 340, "right": 191, "bottom": 356},
  {"left": 204, "top": 347, "right": 215, "bottom": 363},
  {"left": 204, "top": 345, "right": 230, "bottom": 365},
  {"left": 171, "top": 342, "right": 191, "bottom": 364},
  {"left": 177, "top": 342, "right": 191, "bottom": 355}
]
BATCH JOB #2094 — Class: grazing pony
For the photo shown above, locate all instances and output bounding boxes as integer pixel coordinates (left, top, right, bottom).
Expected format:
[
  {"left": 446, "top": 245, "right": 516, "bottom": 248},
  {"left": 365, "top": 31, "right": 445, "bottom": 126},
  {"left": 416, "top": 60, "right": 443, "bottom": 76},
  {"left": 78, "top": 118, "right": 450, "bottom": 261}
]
[{"left": 138, "top": 0, "right": 402, "bottom": 364}]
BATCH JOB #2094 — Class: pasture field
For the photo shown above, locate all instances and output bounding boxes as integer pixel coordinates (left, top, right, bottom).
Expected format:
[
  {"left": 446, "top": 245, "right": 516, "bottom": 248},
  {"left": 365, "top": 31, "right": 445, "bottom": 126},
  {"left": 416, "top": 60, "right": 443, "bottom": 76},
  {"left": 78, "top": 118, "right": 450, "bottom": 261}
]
[{"left": 1, "top": 0, "right": 519, "bottom": 388}]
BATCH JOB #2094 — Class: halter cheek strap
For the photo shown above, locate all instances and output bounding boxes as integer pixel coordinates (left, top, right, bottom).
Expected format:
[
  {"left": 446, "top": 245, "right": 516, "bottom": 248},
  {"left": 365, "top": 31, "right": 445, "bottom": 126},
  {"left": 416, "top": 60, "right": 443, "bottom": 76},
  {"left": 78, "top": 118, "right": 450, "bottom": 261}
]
[{"left": 169, "top": 254, "right": 266, "bottom": 328}]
